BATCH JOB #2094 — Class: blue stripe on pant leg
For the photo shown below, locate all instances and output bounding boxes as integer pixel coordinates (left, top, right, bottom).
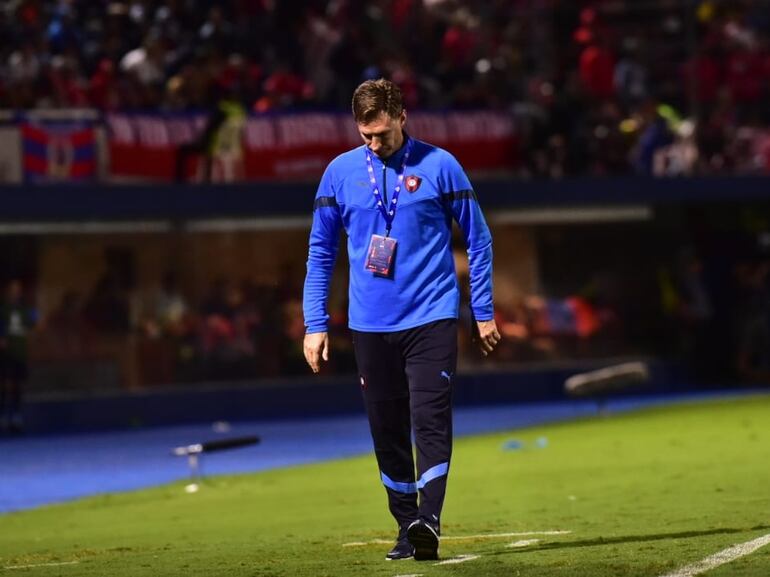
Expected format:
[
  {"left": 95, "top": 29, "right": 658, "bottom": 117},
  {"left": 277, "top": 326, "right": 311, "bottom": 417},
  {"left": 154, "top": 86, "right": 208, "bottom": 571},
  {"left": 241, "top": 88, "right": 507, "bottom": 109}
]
[
  {"left": 416, "top": 462, "right": 449, "bottom": 489},
  {"left": 381, "top": 471, "right": 417, "bottom": 494},
  {"left": 380, "top": 462, "right": 449, "bottom": 493}
]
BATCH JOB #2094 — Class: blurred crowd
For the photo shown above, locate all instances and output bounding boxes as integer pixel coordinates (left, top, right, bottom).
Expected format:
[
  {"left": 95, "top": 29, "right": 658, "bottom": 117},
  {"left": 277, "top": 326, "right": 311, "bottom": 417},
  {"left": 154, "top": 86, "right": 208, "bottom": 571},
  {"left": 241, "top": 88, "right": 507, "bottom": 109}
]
[
  {"left": 20, "top": 239, "right": 770, "bottom": 390},
  {"left": 0, "top": 223, "right": 768, "bottom": 404},
  {"left": 36, "top": 269, "right": 355, "bottom": 386},
  {"left": 2, "top": 0, "right": 770, "bottom": 176}
]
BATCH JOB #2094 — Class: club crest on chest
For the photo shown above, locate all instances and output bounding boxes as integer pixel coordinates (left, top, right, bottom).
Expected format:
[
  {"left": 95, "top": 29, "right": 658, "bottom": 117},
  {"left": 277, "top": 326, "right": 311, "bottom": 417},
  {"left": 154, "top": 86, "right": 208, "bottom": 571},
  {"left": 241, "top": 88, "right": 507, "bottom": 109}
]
[{"left": 405, "top": 175, "right": 422, "bottom": 192}]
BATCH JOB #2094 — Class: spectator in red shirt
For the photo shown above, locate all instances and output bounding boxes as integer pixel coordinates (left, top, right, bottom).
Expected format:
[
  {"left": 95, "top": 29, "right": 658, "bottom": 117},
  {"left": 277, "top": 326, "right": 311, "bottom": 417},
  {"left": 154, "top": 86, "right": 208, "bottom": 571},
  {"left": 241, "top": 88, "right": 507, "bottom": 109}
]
[
  {"left": 88, "top": 58, "right": 121, "bottom": 110},
  {"left": 682, "top": 45, "right": 722, "bottom": 108},
  {"left": 45, "top": 54, "right": 89, "bottom": 108},
  {"left": 579, "top": 39, "right": 616, "bottom": 100},
  {"left": 725, "top": 45, "right": 765, "bottom": 120}
]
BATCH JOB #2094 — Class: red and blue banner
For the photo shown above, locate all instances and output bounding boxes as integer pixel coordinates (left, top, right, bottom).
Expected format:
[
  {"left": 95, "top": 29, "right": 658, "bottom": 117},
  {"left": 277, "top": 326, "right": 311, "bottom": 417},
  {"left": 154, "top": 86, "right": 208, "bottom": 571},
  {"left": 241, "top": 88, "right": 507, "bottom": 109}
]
[
  {"left": 106, "top": 111, "right": 519, "bottom": 181},
  {"left": 21, "top": 122, "right": 96, "bottom": 182}
]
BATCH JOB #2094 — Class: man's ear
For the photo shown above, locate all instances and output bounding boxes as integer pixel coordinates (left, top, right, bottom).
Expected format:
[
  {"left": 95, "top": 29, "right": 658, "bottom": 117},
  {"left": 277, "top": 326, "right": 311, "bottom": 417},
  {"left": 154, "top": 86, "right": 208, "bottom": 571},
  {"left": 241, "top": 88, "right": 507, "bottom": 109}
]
[{"left": 400, "top": 109, "right": 407, "bottom": 127}]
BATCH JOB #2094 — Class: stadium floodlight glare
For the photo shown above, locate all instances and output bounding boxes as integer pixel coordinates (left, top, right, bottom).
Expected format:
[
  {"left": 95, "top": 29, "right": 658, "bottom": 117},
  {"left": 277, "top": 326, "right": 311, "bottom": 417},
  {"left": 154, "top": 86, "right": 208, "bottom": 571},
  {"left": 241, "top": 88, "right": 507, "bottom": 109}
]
[{"left": 172, "top": 436, "right": 260, "bottom": 493}]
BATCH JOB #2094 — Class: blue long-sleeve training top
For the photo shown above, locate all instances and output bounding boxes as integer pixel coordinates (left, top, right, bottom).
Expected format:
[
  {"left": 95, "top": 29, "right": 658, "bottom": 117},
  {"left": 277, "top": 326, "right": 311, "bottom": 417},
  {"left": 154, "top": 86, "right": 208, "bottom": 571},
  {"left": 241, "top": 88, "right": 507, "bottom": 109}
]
[{"left": 303, "top": 136, "right": 494, "bottom": 333}]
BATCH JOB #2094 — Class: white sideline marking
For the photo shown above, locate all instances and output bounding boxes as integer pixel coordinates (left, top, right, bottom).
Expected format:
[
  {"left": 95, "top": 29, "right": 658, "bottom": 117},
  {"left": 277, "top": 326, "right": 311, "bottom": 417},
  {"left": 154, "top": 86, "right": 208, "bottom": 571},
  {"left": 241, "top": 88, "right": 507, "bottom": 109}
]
[
  {"left": 444, "top": 530, "right": 570, "bottom": 542},
  {"left": 343, "top": 530, "right": 570, "bottom": 547},
  {"left": 657, "top": 533, "right": 770, "bottom": 577},
  {"left": 434, "top": 554, "right": 480, "bottom": 565},
  {"left": 344, "top": 540, "right": 397, "bottom": 546},
  {"left": 393, "top": 574, "right": 423, "bottom": 577},
  {"left": 5, "top": 561, "right": 80, "bottom": 570},
  {"left": 507, "top": 539, "right": 540, "bottom": 548}
]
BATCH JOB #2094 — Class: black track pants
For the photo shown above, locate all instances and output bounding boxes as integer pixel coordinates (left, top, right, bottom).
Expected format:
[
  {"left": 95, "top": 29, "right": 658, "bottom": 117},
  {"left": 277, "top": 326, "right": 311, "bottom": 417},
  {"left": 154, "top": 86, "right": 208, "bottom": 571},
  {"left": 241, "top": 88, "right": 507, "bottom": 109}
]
[{"left": 352, "top": 319, "right": 457, "bottom": 530}]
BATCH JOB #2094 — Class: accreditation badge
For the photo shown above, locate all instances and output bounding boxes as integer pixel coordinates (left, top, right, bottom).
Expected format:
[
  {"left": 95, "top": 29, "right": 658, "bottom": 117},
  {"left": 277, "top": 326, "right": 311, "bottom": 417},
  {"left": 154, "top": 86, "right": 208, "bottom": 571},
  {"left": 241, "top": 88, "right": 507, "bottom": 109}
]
[{"left": 364, "top": 234, "right": 397, "bottom": 277}]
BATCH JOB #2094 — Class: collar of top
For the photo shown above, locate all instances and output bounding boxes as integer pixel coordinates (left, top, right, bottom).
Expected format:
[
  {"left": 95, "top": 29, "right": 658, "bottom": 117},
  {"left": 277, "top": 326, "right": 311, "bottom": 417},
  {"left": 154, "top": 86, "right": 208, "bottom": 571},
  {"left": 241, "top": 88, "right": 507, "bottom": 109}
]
[{"left": 366, "top": 131, "right": 411, "bottom": 166}]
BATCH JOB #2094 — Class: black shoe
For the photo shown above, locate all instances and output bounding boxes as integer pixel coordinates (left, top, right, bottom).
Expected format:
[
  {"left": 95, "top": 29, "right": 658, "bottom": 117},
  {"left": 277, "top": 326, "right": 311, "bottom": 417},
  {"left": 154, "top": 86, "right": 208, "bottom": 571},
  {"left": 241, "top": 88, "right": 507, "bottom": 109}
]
[
  {"left": 406, "top": 519, "right": 440, "bottom": 561},
  {"left": 385, "top": 537, "right": 414, "bottom": 560}
]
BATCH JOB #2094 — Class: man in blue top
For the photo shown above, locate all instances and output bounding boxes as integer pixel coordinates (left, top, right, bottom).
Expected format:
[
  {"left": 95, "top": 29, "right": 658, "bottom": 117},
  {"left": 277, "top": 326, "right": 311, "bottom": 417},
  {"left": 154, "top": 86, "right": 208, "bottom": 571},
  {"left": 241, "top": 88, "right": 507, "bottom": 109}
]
[{"left": 303, "top": 79, "right": 500, "bottom": 561}]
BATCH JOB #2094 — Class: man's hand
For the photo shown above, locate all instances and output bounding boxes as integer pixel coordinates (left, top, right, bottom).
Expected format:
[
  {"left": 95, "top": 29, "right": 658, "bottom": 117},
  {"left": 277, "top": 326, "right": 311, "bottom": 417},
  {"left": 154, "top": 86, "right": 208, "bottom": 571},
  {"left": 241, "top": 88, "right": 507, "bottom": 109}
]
[
  {"left": 475, "top": 319, "right": 501, "bottom": 356},
  {"left": 304, "top": 331, "right": 329, "bottom": 373}
]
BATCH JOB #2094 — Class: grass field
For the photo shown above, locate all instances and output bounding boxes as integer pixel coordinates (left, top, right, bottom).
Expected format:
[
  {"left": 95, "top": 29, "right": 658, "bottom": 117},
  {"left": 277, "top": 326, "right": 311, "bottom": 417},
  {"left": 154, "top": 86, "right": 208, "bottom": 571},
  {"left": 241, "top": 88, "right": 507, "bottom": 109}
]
[{"left": 1, "top": 394, "right": 769, "bottom": 576}]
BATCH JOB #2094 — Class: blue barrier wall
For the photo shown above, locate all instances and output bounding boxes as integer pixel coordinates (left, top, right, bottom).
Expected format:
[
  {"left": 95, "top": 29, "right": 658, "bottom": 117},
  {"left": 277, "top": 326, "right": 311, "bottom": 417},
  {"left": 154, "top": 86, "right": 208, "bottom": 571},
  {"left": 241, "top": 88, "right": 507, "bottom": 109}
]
[
  {"left": 24, "top": 359, "right": 697, "bottom": 434},
  {"left": 0, "top": 176, "right": 769, "bottom": 221}
]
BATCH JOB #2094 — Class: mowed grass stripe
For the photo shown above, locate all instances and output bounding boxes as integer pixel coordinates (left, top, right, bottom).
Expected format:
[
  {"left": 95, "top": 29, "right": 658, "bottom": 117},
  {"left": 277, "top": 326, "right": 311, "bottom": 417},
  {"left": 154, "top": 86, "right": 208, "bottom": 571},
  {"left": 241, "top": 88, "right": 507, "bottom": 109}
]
[{"left": 0, "top": 394, "right": 769, "bottom": 576}]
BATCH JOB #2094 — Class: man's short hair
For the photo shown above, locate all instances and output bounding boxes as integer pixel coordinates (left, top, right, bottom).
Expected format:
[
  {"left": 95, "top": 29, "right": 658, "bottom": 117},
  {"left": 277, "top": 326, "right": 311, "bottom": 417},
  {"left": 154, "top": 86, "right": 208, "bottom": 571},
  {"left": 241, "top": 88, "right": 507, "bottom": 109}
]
[{"left": 352, "top": 79, "right": 404, "bottom": 124}]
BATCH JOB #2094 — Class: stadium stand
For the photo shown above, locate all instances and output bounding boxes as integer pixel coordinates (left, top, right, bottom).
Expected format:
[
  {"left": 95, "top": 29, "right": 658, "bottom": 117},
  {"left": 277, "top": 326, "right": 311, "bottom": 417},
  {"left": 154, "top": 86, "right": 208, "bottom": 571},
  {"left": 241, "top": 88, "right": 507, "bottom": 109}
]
[{"left": 1, "top": 0, "right": 769, "bottom": 177}]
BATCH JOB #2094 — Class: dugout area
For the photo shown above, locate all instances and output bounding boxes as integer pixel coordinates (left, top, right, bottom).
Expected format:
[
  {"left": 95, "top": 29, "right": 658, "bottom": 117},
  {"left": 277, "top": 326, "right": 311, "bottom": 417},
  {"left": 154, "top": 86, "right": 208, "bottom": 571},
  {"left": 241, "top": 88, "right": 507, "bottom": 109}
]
[{"left": 13, "top": 194, "right": 770, "bottom": 397}]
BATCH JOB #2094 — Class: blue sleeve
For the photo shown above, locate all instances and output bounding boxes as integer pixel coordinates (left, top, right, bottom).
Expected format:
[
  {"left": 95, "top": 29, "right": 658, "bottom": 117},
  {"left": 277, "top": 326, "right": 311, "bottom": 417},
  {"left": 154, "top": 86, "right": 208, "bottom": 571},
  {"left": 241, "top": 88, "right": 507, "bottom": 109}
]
[
  {"left": 303, "top": 165, "right": 343, "bottom": 334},
  {"left": 442, "top": 153, "right": 494, "bottom": 321}
]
